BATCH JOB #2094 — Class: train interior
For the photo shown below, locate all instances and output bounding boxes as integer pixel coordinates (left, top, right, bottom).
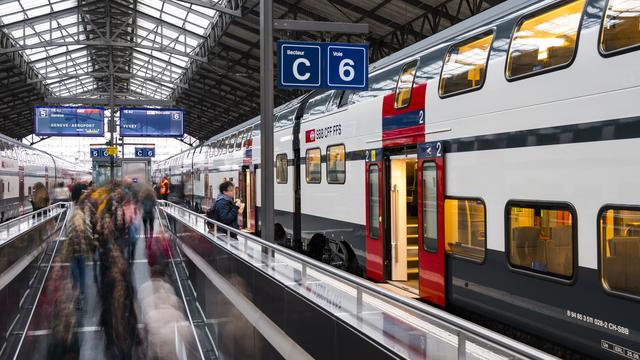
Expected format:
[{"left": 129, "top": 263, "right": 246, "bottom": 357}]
[{"left": 388, "top": 156, "right": 420, "bottom": 294}]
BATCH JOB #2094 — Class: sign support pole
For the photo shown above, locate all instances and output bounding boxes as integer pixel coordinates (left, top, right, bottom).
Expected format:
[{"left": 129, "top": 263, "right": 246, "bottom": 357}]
[{"left": 260, "top": 0, "right": 274, "bottom": 243}]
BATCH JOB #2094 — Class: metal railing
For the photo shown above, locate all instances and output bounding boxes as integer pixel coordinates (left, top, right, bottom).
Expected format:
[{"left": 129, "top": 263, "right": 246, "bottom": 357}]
[
  {"left": 10, "top": 203, "right": 72, "bottom": 360},
  {"left": 0, "top": 203, "right": 68, "bottom": 245},
  {"left": 158, "top": 200, "right": 557, "bottom": 360}
]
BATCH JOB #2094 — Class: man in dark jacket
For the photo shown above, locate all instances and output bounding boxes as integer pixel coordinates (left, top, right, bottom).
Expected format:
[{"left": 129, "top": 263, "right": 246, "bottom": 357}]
[{"left": 209, "top": 181, "right": 244, "bottom": 232}]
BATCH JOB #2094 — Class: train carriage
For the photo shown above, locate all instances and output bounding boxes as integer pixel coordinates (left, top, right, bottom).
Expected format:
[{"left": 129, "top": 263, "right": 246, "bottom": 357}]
[
  {"left": 0, "top": 133, "right": 89, "bottom": 222},
  {"left": 153, "top": 0, "right": 640, "bottom": 357}
]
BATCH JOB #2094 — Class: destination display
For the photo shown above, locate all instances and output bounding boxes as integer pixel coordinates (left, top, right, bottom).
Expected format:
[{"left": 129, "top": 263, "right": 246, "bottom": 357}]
[
  {"left": 120, "top": 108, "right": 184, "bottom": 137},
  {"left": 34, "top": 106, "right": 104, "bottom": 137}
]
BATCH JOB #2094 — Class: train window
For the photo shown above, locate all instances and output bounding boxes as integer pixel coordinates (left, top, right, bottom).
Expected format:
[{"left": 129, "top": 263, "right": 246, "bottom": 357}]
[
  {"left": 506, "top": 0, "right": 585, "bottom": 80},
  {"left": 302, "top": 91, "right": 333, "bottom": 120},
  {"left": 235, "top": 130, "right": 244, "bottom": 151},
  {"left": 600, "top": 0, "right": 640, "bottom": 55},
  {"left": 422, "top": 162, "right": 438, "bottom": 252},
  {"left": 244, "top": 126, "right": 254, "bottom": 147},
  {"left": 305, "top": 148, "right": 321, "bottom": 184},
  {"left": 339, "top": 91, "right": 353, "bottom": 108},
  {"left": 440, "top": 31, "right": 494, "bottom": 97},
  {"left": 395, "top": 59, "right": 419, "bottom": 109},
  {"left": 222, "top": 137, "right": 228, "bottom": 154},
  {"left": 445, "top": 198, "right": 486, "bottom": 262},
  {"left": 276, "top": 154, "right": 288, "bottom": 184},
  {"left": 326, "top": 144, "right": 345, "bottom": 184},
  {"left": 599, "top": 206, "right": 640, "bottom": 298},
  {"left": 368, "top": 165, "right": 380, "bottom": 239},
  {"left": 326, "top": 91, "right": 342, "bottom": 112},
  {"left": 275, "top": 106, "right": 297, "bottom": 129},
  {"left": 506, "top": 201, "right": 575, "bottom": 278}
]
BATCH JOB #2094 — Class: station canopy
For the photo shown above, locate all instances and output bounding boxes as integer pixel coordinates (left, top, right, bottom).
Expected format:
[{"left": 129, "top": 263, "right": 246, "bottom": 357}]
[{"left": 0, "top": 0, "right": 499, "bottom": 142}]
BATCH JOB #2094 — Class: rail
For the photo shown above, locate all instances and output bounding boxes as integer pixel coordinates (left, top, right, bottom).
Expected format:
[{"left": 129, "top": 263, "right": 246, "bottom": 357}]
[
  {"left": 158, "top": 201, "right": 556, "bottom": 360},
  {"left": 12, "top": 203, "right": 72, "bottom": 360},
  {"left": 0, "top": 203, "right": 68, "bottom": 245},
  {"left": 155, "top": 206, "right": 209, "bottom": 360}
]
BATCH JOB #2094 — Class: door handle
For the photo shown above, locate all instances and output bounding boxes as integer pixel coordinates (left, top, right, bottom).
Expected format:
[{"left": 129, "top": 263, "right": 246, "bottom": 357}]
[{"left": 391, "top": 184, "right": 399, "bottom": 263}]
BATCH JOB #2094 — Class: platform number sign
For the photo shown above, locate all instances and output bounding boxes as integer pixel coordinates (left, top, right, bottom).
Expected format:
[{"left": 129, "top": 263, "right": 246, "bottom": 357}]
[
  {"left": 135, "top": 147, "right": 155, "bottom": 158},
  {"left": 90, "top": 148, "right": 108, "bottom": 158},
  {"left": 278, "top": 41, "right": 368, "bottom": 90}
]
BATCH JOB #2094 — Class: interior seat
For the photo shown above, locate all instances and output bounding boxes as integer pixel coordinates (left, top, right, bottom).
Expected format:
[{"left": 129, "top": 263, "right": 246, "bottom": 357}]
[
  {"left": 511, "top": 226, "right": 543, "bottom": 268},
  {"left": 546, "top": 226, "right": 572, "bottom": 276},
  {"left": 604, "top": 237, "right": 640, "bottom": 295}
]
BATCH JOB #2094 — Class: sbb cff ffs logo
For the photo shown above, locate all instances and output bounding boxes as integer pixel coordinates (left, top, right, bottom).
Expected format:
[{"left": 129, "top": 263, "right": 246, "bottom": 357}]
[
  {"left": 305, "top": 129, "right": 316, "bottom": 143},
  {"left": 305, "top": 124, "right": 342, "bottom": 143}
]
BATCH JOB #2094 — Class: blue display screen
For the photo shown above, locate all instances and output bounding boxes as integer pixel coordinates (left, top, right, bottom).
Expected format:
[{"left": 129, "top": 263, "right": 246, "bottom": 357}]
[
  {"left": 34, "top": 106, "right": 104, "bottom": 136},
  {"left": 120, "top": 108, "right": 184, "bottom": 137}
]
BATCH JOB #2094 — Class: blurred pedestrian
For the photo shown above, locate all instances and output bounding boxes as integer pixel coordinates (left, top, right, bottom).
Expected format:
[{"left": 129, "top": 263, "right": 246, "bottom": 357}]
[
  {"left": 141, "top": 185, "right": 156, "bottom": 239},
  {"left": 53, "top": 182, "right": 71, "bottom": 203},
  {"left": 65, "top": 209, "right": 90, "bottom": 299},
  {"left": 123, "top": 195, "right": 139, "bottom": 262},
  {"left": 47, "top": 280, "right": 79, "bottom": 360}
]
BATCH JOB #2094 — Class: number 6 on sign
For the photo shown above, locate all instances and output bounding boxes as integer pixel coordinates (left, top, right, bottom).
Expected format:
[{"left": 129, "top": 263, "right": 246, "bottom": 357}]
[{"left": 339, "top": 59, "right": 355, "bottom": 81}]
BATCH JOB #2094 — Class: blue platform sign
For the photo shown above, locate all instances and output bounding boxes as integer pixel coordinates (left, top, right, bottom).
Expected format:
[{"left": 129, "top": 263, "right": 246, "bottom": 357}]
[
  {"left": 277, "top": 41, "right": 368, "bottom": 90},
  {"left": 90, "top": 148, "right": 108, "bottom": 158},
  {"left": 35, "top": 106, "right": 104, "bottom": 137},
  {"left": 120, "top": 108, "right": 184, "bottom": 137},
  {"left": 134, "top": 147, "right": 155, "bottom": 158}
]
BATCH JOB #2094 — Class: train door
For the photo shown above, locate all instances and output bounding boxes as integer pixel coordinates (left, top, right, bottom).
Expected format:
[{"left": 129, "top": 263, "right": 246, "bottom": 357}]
[
  {"left": 365, "top": 149, "right": 385, "bottom": 282},
  {"left": 388, "top": 154, "right": 419, "bottom": 293},
  {"left": 203, "top": 167, "right": 209, "bottom": 210},
  {"left": 416, "top": 141, "right": 446, "bottom": 306},
  {"left": 18, "top": 165, "right": 24, "bottom": 214},
  {"left": 238, "top": 166, "right": 255, "bottom": 232}
]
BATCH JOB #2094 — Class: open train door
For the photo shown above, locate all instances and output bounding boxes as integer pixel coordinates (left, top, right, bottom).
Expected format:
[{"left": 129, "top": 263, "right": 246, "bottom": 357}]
[
  {"left": 365, "top": 149, "right": 385, "bottom": 282},
  {"left": 417, "top": 141, "right": 446, "bottom": 307}
]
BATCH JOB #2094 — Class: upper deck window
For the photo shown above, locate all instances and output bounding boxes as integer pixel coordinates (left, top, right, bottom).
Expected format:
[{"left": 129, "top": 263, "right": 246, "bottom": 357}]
[
  {"left": 600, "top": 0, "right": 640, "bottom": 54},
  {"left": 440, "top": 31, "right": 494, "bottom": 97},
  {"left": 506, "top": 0, "right": 586, "bottom": 79},
  {"left": 394, "top": 60, "right": 418, "bottom": 109}
]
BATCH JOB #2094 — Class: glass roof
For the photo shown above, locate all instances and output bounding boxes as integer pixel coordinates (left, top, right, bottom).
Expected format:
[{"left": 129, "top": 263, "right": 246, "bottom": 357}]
[{"left": 0, "top": 0, "right": 220, "bottom": 99}]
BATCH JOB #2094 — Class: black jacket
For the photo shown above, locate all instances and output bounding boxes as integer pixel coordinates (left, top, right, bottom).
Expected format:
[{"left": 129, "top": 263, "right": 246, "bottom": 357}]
[{"left": 210, "top": 193, "right": 239, "bottom": 229}]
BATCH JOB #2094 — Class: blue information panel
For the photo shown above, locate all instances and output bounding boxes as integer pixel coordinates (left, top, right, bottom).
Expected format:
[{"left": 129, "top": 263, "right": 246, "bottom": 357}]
[
  {"left": 90, "top": 148, "right": 108, "bottom": 158},
  {"left": 134, "top": 147, "right": 155, "bottom": 158},
  {"left": 120, "top": 108, "right": 184, "bottom": 137},
  {"left": 278, "top": 41, "right": 368, "bottom": 90},
  {"left": 35, "top": 106, "right": 104, "bottom": 137}
]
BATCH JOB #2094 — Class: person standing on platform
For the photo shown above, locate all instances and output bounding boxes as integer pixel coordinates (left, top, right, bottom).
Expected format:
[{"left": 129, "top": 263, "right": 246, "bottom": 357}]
[
  {"left": 141, "top": 185, "right": 156, "bottom": 239},
  {"left": 31, "top": 182, "right": 50, "bottom": 211},
  {"left": 159, "top": 176, "right": 170, "bottom": 201},
  {"left": 65, "top": 209, "right": 90, "bottom": 300},
  {"left": 53, "top": 182, "right": 71, "bottom": 203},
  {"left": 212, "top": 181, "right": 244, "bottom": 236}
]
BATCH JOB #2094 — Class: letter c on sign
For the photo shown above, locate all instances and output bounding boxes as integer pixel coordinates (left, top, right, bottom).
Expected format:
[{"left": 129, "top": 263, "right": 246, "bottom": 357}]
[{"left": 293, "top": 58, "right": 311, "bottom": 81}]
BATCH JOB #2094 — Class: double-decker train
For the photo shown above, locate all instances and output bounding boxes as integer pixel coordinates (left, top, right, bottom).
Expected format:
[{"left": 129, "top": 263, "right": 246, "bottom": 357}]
[
  {"left": 154, "top": 0, "right": 640, "bottom": 357},
  {"left": 0, "top": 133, "right": 89, "bottom": 222}
]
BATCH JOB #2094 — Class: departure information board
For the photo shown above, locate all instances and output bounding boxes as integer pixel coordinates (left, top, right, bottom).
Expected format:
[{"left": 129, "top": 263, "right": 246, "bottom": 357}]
[
  {"left": 120, "top": 108, "right": 184, "bottom": 137},
  {"left": 34, "top": 106, "right": 104, "bottom": 136}
]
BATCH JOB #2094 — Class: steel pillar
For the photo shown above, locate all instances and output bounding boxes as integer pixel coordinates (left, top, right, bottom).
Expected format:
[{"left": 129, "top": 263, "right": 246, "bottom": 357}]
[{"left": 260, "top": 0, "right": 274, "bottom": 243}]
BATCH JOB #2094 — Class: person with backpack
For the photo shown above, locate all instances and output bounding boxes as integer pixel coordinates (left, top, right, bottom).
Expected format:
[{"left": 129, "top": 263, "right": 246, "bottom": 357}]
[{"left": 208, "top": 181, "right": 244, "bottom": 235}]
